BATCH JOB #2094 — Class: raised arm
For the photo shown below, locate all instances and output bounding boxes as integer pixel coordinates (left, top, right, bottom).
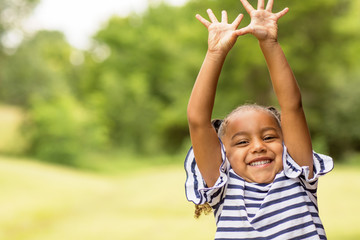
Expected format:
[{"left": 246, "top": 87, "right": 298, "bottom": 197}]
[
  {"left": 188, "top": 10, "right": 243, "bottom": 187},
  {"left": 236, "top": 0, "right": 314, "bottom": 177}
]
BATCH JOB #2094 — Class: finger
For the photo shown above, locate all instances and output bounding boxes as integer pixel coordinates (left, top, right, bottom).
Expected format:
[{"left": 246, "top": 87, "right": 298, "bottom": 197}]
[
  {"left": 195, "top": 14, "right": 211, "bottom": 28},
  {"left": 265, "top": 0, "right": 274, "bottom": 11},
  {"left": 231, "top": 14, "right": 244, "bottom": 29},
  {"left": 275, "top": 7, "right": 289, "bottom": 20},
  {"left": 258, "top": 0, "right": 265, "bottom": 10},
  {"left": 207, "top": 9, "right": 219, "bottom": 23},
  {"left": 234, "top": 25, "right": 253, "bottom": 36},
  {"left": 221, "top": 10, "right": 228, "bottom": 23},
  {"left": 239, "top": 0, "right": 255, "bottom": 14}
]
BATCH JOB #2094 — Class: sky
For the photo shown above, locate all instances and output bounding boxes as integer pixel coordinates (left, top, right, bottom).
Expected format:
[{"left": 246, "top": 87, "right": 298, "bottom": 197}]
[{"left": 24, "top": 0, "right": 188, "bottom": 49}]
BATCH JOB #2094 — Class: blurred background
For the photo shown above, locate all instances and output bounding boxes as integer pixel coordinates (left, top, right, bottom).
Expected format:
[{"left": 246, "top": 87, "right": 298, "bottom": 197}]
[{"left": 0, "top": 0, "right": 359, "bottom": 239}]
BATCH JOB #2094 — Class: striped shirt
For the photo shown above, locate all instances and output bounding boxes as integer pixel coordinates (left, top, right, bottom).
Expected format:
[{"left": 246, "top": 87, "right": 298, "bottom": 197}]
[{"left": 184, "top": 144, "right": 333, "bottom": 240}]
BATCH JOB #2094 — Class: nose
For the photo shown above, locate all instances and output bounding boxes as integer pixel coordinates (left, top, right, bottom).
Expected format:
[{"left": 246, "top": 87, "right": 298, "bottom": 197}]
[{"left": 250, "top": 139, "right": 266, "bottom": 153}]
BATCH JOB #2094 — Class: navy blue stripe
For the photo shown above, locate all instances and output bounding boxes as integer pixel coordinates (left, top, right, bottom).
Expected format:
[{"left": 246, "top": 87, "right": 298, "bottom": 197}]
[
  {"left": 288, "top": 230, "right": 319, "bottom": 240},
  {"left": 223, "top": 193, "right": 311, "bottom": 215},
  {"left": 257, "top": 211, "right": 311, "bottom": 231},
  {"left": 266, "top": 220, "right": 314, "bottom": 239},
  {"left": 217, "top": 221, "right": 316, "bottom": 239},
  {"left": 209, "top": 186, "right": 223, "bottom": 204},
  {"left": 184, "top": 147, "right": 204, "bottom": 204},
  {"left": 314, "top": 153, "right": 325, "bottom": 173},
  {"left": 229, "top": 171, "right": 242, "bottom": 180},
  {"left": 314, "top": 163, "right": 318, "bottom": 174},
  {"left": 244, "top": 195, "right": 264, "bottom": 201},
  {"left": 308, "top": 180, "right": 317, "bottom": 186},
  {"left": 216, "top": 237, "right": 266, "bottom": 240},
  {"left": 217, "top": 176, "right": 225, "bottom": 186},
  {"left": 227, "top": 184, "right": 244, "bottom": 190},
  {"left": 219, "top": 216, "right": 248, "bottom": 222},
  {"left": 311, "top": 211, "right": 320, "bottom": 219},
  {"left": 268, "top": 182, "right": 302, "bottom": 195},
  {"left": 320, "top": 234, "right": 327, "bottom": 239},
  {"left": 225, "top": 194, "right": 244, "bottom": 200},
  {"left": 244, "top": 185, "right": 268, "bottom": 194},
  {"left": 299, "top": 175, "right": 318, "bottom": 186},
  {"left": 218, "top": 212, "right": 322, "bottom": 230},
  {"left": 217, "top": 226, "right": 255, "bottom": 232},
  {"left": 315, "top": 222, "right": 324, "bottom": 230},
  {"left": 273, "top": 175, "right": 289, "bottom": 183},
  {"left": 184, "top": 147, "right": 192, "bottom": 198},
  {"left": 298, "top": 178, "right": 317, "bottom": 195},
  {"left": 251, "top": 201, "right": 313, "bottom": 224},
  {"left": 223, "top": 205, "right": 247, "bottom": 211},
  {"left": 246, "top": 203, "right": 261, "bottom": 208},
  {"left": 190, "top": 157, "right": 201, "bottom": 201},
  {"left": 261, "top": 191, "right": 308, "bottom": 209},
  {"left": 214, "top": 197, "right": 225, "bottom": 224},
  {"left": 253, "top": 182, "right": 272, "bottom": 187},
  {"left": 312, "top": 201, "right": 319, "bottom": 212},
  {"left": 286, "top": 157, "right": 300, "bottom": 172}
]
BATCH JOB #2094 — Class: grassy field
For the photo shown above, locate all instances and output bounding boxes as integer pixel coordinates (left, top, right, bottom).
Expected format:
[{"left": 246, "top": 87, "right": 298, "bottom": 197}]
[
  {"left": 0, "top": 106, "right": 26, "bottom": 154},
  {"left": 0, "top": 155, "right": 359, "bottom": 240}
]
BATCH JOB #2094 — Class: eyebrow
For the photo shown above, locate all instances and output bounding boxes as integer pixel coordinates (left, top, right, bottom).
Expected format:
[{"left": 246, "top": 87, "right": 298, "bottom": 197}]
[
  {"left": 262, "top": 126, "right": 280, "bottom": 133},
  {"left": 231, "top": 127, "right": 280, "bottom": 140},
  {"left": 231, "top": 131, "right": 247, "bottom": 140}
]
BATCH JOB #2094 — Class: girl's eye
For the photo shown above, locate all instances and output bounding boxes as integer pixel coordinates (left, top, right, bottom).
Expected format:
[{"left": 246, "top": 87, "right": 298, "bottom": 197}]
[
  {"left": 264, "top": 136, "right": 276, "bottom": 141},
  {"left": 236, "top": 140, "right": 248, "bottom": 146}
]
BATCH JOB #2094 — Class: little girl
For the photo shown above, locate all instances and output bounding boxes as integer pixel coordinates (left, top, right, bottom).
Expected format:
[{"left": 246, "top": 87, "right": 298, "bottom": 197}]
[{"left": 185, "top": 0, "right": 333, "bottom": 239}]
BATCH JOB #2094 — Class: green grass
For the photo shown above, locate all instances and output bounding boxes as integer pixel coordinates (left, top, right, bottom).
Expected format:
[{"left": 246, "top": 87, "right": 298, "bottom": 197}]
[
  {"left": 0, "top": 156, "right": 359, "bottom": 240},
  {"left": 0, "top": 156, "right": 214, "bottom": 240},
  {"left": 318, "top": 165, "right": 360, "bottom": 239}
]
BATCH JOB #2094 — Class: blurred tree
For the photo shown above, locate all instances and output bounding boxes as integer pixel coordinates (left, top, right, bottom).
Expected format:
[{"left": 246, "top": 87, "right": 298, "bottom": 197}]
[
  {"left": 0, "top": 31, "right": 73, "bottom": 106},
  {"left": 1, "top": 0, "right": 358, "bottom": 164},
  {"left": 8, "top": 30, "right": 109, "bottom": 162},
  {"left": 82, "top": 0, "right": 355, "bottom": 157},
  {"left": 24, "top": 94, "right": 108, "bottom": 164},
  {"left": 318, "top": 0, "right": 360, "bottom": 157},
  {"left": 0, "top": 0, "right": 39, "bottom": 51},
  {"left": 0, "top": 0, "right": 41, "bottom": 106}
]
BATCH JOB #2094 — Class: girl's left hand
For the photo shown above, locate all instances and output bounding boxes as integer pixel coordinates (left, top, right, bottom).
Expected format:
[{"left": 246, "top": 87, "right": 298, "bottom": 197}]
[{"left": 235, "top": 0, "right": 288, "bottom": 42}]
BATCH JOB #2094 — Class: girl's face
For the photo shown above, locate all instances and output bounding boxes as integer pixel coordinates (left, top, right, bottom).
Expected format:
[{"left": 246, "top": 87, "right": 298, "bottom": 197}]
[{"left": 222, "top": 109, "right": 283, "bottom": 183}]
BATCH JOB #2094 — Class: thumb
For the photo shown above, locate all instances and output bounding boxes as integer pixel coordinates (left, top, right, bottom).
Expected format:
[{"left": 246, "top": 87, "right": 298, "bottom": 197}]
[{"left": 235, "top": 25, "right": 253, "bottom": 36}]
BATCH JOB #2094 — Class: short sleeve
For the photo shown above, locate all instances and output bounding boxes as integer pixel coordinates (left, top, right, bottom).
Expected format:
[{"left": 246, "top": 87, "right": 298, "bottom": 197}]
[
  {"left": 184, "top": 142, "right": 229, "bottom": 206},
  {"left": 283, "top": 145, "right": 334, "bottom": 182}
]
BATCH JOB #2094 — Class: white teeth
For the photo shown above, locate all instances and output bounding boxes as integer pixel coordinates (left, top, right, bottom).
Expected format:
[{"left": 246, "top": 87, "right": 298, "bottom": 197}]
[{"left": 249, "top": 160, "right": 271, "bottom": 166}]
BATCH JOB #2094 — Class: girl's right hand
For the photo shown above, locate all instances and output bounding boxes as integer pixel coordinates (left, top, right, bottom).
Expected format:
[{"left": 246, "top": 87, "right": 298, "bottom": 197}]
[{"left": 196, "top": 9, "right": 243, "bottom": 56}]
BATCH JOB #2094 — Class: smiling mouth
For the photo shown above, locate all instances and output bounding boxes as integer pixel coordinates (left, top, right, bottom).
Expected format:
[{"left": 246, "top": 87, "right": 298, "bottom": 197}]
[{"left": 249, "top": 160, "right": 272, "bottom": 167}]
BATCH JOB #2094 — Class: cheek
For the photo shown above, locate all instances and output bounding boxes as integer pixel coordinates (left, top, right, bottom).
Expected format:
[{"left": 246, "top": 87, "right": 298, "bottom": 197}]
[
  {"left": 227, "top": 149, "right": 247, "bottom": 165},
  {"left": 277, "top": 144, "right": 284, "bottom": 156},
  {"left": 275, "top": 145, "right": 284, "bottom": 165},
  {"left": 271, "top": 140, "right": 283, "bottom": 153}
]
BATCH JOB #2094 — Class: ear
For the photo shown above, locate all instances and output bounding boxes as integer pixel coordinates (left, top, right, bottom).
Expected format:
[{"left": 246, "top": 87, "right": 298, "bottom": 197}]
[{"left": 211, "top": 119, "right": 223, "bottom": 133}]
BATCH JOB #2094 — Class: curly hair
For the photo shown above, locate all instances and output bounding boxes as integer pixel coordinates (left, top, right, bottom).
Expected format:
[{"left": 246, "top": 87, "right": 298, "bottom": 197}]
[{"left": 194, "top": 203, "right": 213, "bottom": 218}]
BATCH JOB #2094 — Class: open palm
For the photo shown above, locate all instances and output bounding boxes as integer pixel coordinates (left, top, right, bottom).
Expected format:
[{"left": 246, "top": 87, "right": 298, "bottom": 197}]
[
  {"left": 236, "top": 0, "right": 288, "bottom": 41},
  {"left": 196, "top": 9, "right": 243, "bottom": 54}
]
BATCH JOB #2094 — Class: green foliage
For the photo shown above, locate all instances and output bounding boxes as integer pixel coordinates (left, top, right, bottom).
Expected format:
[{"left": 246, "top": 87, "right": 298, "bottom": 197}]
[
  {"left": 0, "top": 0, "right": 40, "bottom": 54},
  {"left": 0, "top": 31, "right": 74, "bottom": 106},
  {"left": 0, "top": 0, "right": 359, "bottom": 164},
  {"left": 23, "top": 95, "right": 108, "bottom": 164}
]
